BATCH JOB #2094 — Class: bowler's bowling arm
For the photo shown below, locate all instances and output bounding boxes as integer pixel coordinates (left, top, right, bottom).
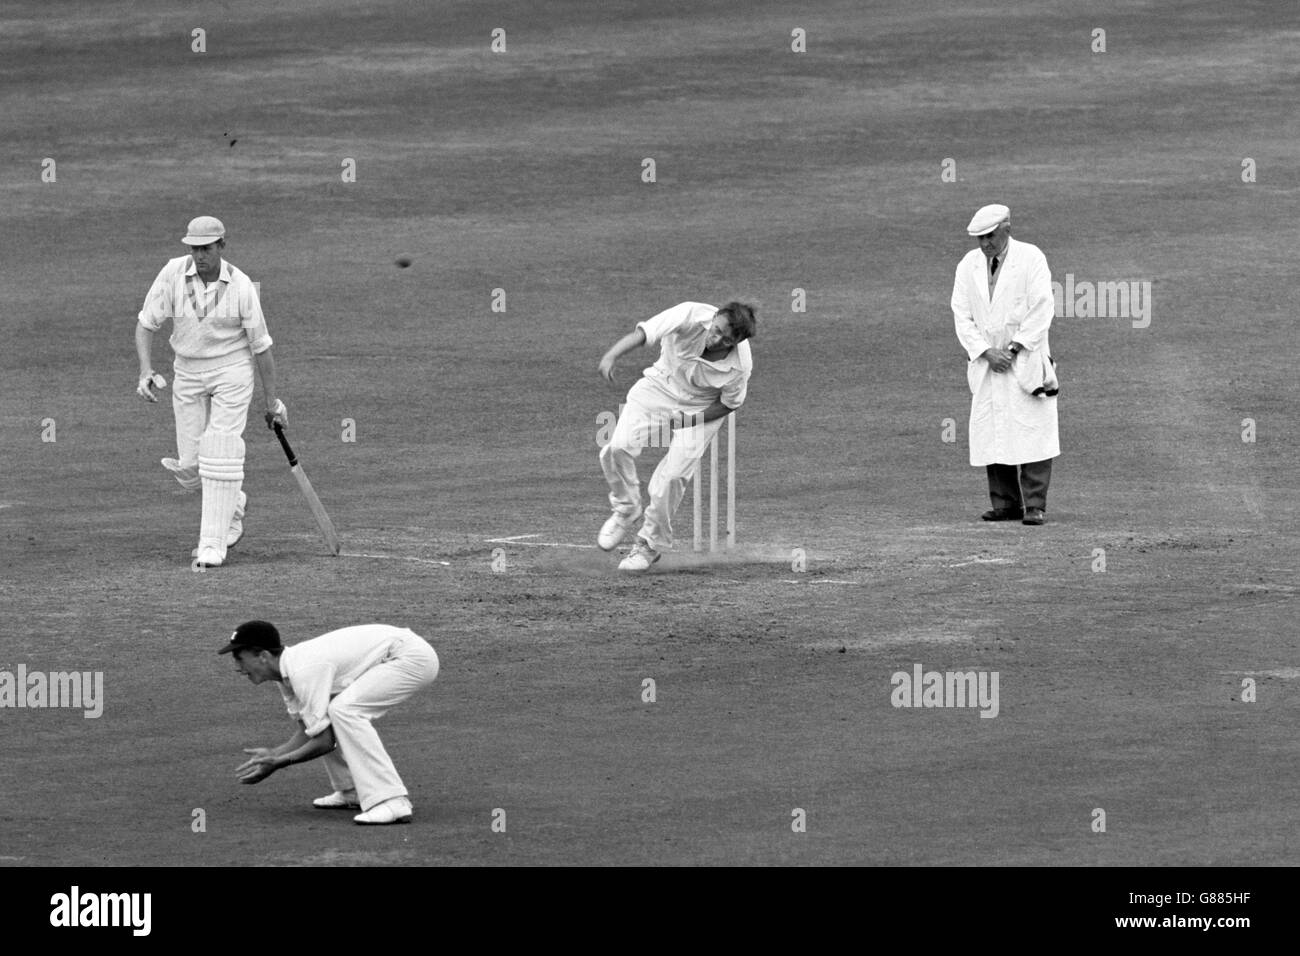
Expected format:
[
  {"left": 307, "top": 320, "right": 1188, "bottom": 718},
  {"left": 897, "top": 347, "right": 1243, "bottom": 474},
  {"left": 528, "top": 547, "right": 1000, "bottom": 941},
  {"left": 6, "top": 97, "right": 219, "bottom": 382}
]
[{"left": 675, "top": 399, "right": 736, "bottom": 430}]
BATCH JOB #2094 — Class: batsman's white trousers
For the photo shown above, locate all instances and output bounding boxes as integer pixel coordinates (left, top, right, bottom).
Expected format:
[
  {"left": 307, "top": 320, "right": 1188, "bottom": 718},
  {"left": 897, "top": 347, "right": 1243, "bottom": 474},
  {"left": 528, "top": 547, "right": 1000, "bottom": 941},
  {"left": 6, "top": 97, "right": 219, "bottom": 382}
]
[
  {"left": 600, "top": 377, "right": 724, "bottom": 551},
  {"left": 172, "top": 358, "right": 254, "bottom": 468},
  {"left": 319, "top": 629, "right": 440, "bottom": 811}
]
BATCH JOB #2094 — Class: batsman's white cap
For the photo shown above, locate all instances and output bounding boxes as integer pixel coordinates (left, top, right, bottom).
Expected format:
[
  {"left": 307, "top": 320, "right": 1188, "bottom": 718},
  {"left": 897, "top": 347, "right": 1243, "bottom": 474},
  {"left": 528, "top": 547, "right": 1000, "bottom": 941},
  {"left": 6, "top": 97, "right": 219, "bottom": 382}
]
[
  {"left": 966, "top": 204, "right": 1010, "bottom": 236},
  {"left": 183, "top": 215, "right": 226, "bottom": 245}
]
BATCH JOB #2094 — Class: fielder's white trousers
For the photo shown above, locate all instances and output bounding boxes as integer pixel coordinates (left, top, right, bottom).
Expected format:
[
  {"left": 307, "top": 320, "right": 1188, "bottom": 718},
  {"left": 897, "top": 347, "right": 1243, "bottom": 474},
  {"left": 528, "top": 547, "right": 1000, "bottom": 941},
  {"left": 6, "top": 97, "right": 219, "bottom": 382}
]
[
  {"left": 599, "top": 377, "right": 723, "bottom": 551},
  {"left": 172, "top": 359, "right": 254, "bottom": 466},
  {"left": 320, "top": 629, "right": 440, "bottom": 811}
]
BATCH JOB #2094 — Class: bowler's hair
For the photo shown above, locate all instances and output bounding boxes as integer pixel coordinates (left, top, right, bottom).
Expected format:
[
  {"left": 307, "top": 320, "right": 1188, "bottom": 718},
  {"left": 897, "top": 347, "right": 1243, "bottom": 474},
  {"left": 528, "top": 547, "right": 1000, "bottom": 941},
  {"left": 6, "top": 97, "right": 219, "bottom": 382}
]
[{"left": 717, "top": 301, "right": 757, "bottom": 342}]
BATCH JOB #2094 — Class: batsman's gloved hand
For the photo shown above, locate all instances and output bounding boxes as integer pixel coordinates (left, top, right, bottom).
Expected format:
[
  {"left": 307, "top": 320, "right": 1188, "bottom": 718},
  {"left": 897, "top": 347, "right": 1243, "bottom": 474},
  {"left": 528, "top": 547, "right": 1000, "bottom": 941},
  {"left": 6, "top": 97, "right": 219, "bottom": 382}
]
[
  {"left": 136, "top": 371, "right": 163, "bottom": 402},
  {"left": 265, "top": 399, "right": 288, "bottom": 429}
]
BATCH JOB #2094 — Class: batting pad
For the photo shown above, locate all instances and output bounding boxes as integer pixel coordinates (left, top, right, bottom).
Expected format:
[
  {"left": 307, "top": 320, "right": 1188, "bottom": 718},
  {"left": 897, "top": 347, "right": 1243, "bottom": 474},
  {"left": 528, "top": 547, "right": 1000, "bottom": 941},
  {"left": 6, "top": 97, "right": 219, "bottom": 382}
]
[{"left": 198, "top": 432, "right": 245, "bottom": 559}]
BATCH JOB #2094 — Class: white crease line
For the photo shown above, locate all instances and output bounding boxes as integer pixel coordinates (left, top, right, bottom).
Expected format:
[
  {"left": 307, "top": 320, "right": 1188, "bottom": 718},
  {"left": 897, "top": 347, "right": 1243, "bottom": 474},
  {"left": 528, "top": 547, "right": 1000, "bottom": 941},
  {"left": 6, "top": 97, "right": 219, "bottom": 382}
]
[
  {"left": 780, "top": 579, "right": 860, "bottom": 585},
  {"left": 947, "top": 557, "right": 1015, "bottom": 567},
  {"left": 340, "top": 551, "right": 451, "bottom": 566},
  {"left": 485, "top": 537, "right": 599, "bottom": 550}
]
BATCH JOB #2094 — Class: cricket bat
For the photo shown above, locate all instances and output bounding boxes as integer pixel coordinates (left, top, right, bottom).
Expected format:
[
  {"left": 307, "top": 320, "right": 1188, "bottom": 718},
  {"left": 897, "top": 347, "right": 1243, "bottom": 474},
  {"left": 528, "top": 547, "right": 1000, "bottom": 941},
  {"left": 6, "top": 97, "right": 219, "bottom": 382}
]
[{"left": 267, "top": 419, "right": 341, "bottom": 555}]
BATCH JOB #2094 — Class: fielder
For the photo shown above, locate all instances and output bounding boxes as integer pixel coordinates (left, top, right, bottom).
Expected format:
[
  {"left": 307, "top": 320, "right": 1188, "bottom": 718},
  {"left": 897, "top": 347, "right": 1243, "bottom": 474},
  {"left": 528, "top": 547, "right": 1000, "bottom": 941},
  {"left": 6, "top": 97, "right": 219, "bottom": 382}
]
[
  {"left": 134, "top": 216, "right": 287, "bottom": 566},
  {"left": 597, "top": 301, "right": 755, "bottom": 571},
  {"left": 951, "top": 204, "right": 1060, "bottom": 525},
  {"left": 221, "top": 620, "right": 440, "bottom": 825}
]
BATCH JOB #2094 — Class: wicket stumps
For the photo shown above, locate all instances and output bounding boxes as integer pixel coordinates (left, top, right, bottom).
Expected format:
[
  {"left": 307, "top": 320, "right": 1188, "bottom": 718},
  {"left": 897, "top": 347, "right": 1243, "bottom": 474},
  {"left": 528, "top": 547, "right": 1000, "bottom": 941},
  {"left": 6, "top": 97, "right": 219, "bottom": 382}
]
[{"left": 692, "top": 414, "right": 736, "bottom": 551}]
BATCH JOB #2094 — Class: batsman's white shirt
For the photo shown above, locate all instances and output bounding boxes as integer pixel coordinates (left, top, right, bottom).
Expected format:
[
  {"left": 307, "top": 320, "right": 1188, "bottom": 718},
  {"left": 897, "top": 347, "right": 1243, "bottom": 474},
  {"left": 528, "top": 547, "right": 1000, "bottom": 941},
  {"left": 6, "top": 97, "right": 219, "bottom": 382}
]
[
  {"left": 276, "top": 624, "right": 432, "bottom": 737},
  {"left": 637, "top": 302, "right": 751, "bottom": 410},
  {"left": 137, "top": 256, "right": 272, "bottom": 373},
  {"left": 951, "top": 238, "right": 1060, "bottom": 466}
]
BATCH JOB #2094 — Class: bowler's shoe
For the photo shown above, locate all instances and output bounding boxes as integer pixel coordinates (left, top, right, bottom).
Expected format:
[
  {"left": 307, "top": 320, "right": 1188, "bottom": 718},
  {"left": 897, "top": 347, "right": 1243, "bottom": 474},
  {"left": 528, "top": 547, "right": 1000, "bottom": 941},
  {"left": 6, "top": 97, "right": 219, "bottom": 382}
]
[
  {"left": 597, "top": 507, "right": 642, "bottom": 551},
  {"left": 1022, "top": 508, "right": 1046, "bottom": 525},
  {"left": 618, "top": 538, "right": 661, "bottom": 572},
  {"left": 354, "top": 797, "right": 413, "bottom": 825},
  {"left": 313, "top": 790, "right": 361, "bottom": 810},
  {"left": 981, "top": 508, "right": 1024, "bottom": 521}
]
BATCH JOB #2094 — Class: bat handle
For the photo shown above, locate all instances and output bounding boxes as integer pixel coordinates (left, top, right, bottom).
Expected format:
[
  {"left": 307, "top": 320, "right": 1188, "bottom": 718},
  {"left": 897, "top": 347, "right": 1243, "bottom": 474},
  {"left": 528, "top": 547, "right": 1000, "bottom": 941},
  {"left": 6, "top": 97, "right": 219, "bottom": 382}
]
[{"left": 269, "top": 421, "right": 298, "bottom": 465}]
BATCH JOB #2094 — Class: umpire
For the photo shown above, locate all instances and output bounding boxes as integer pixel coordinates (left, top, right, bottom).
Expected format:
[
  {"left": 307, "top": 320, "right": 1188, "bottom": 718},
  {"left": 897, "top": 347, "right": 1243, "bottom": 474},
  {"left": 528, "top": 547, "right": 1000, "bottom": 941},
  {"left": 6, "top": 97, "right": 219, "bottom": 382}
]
[{"left": 950, "top": 204, "right": 1060, "bottom": 525}]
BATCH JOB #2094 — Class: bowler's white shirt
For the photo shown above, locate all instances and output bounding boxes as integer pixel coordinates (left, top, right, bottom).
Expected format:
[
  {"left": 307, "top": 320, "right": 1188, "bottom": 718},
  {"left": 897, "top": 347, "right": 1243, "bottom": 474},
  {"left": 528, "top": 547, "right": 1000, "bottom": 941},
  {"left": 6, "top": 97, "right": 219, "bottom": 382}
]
[
  {"left": 137, "top": 256, "right": 273, "bottom": 373},
  {"left": 636, "top": 302, "right": 752, "bottom": 408},
  {"left": 277, "top": 624, "right": 412, "bottom": 736}
]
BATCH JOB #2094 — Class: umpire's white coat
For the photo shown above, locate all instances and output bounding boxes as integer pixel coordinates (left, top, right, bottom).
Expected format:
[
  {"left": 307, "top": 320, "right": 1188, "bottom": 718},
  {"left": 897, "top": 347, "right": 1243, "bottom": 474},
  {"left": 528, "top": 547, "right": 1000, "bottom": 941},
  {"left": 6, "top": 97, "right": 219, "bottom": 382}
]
[{"left": 951, "top": 237, "right": 1060, "bottom": 467}]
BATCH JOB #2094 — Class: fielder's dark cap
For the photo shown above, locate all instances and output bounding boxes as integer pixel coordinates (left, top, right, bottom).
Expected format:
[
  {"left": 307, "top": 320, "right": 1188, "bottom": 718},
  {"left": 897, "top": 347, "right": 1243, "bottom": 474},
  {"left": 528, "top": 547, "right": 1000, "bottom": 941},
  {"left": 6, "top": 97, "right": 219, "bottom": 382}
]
[{"left": 217, "top": 620, "right": 282, "bottom": 655}]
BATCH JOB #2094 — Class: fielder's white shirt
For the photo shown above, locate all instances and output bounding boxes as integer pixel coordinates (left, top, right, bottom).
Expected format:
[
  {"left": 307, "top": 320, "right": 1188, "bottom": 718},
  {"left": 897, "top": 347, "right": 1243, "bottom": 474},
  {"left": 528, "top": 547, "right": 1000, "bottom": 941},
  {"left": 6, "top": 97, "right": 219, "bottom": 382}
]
[
  {"left": 636, "top": 302, "right": 752, "bottom": 409},
  {"left": 137, "top": 256, "right": 273, "bottom": 373},
  {"left": 276, "top": 624, "right": 413, "bottom": 736}
]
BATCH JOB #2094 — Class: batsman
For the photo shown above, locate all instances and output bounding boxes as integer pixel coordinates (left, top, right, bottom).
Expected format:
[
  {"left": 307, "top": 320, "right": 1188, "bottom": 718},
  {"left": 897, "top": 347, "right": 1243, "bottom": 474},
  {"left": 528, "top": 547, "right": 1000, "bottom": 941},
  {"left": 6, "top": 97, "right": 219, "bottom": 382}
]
[
  {"left": 597, "top": 301, "right": 755, "bottom": 571},
  {"left": 135, "top": 215, "right": 287, "bottom": 567}
]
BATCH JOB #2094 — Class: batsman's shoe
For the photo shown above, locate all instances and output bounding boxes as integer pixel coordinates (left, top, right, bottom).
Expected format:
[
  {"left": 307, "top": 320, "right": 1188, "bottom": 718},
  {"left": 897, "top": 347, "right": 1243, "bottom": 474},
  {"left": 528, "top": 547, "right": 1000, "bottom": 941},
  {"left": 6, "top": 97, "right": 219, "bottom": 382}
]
[
  {"left": 228, "top": 491, "right": 247, "bottom": 548},
  {"left": 597, "top": 507, "right": 643, "bottom": 551},
  {"left": 161, "top": 457, "right": 201, "bottom": 493},
  {"left": 618, "top": 538, "right": 660, "bottom": 572},
  {"left": 194, "top": 546, "right": 224, "bottom": 568},
  {"left": 354, "top": 796, "right": 413, "bottom": 826},
  {"left": 313, "top": 790, "right": 361, "bottom": 810},
  {"left": 1022, "top": 507, "right": 1046, "bottom": 525}
]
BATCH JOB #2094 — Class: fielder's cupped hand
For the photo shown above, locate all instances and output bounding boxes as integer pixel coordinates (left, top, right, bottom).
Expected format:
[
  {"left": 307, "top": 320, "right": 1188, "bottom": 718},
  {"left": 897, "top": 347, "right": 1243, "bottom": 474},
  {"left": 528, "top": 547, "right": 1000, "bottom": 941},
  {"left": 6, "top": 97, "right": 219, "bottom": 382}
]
[
  {"left": 597, "top": 353, "right": 618, "bottom": 383},
  {"left": 235, "top": 748, "right": 280, "bottom": 784}
]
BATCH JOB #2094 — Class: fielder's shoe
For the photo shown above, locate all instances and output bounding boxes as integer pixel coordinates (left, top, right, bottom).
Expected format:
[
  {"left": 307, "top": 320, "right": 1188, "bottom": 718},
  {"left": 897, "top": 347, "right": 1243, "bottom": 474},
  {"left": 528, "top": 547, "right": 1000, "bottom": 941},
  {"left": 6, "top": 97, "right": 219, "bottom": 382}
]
[
  {"left": 354, "top": 796, "right": 413, "bottom": 825},
  {"left": 313, "top": 790, "right": 361, "bottom": 810},
  {"left": 618, "top": 538, "right": 660, "bottom": 572},
  {"left": 980, "top": 507, "right": 1024, "bottom": 521},
  {"left": 161, "top": 457, "right": 201, "bottom": 492},
  {"left": 1022, "top": 508, "right": 1046, "bottom": 525},
  {"left": 597, "top": 507, "right": 642, "bottom": 551}
]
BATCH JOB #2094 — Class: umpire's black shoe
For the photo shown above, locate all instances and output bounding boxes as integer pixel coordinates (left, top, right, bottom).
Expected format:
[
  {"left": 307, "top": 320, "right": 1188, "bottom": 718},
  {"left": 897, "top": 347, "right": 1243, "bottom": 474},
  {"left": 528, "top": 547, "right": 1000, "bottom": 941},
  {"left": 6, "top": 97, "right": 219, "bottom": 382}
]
[
  {"left": 1022, "top": 508, "right": 1046, "bottom": 525},
  {"left": 981, "top": 508, "right": 1024, "bottom": 521}
]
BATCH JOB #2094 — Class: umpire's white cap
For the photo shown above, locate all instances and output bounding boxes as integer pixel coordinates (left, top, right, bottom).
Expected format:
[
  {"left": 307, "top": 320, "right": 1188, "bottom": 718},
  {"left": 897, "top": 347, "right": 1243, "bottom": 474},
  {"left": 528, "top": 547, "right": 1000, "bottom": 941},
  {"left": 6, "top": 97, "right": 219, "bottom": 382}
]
[
  {"left": 183, "top": 215, "right": 226, "bottom": 245},
  {"left": 966, "top": 204, "right": 1010, "bottom": 236}
]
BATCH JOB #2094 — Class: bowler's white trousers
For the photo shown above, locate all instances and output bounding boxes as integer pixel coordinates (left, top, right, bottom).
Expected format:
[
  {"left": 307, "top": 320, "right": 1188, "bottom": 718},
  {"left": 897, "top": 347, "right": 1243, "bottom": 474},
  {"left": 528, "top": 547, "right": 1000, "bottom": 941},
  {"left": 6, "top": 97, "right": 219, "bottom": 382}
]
[
  {"left": 600, "top": 377, "right": 724, "bottom": 550},
  {"left": 319, "top": 629, "right": 441, "bottom": 811}
]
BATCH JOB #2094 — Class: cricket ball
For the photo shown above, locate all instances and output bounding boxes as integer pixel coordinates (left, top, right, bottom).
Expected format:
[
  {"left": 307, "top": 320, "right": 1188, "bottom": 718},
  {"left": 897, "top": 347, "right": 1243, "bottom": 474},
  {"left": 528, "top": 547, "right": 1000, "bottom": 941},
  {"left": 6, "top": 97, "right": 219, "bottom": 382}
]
[{"left": 395, "top": 257, "right": 412, "bottom": 268}]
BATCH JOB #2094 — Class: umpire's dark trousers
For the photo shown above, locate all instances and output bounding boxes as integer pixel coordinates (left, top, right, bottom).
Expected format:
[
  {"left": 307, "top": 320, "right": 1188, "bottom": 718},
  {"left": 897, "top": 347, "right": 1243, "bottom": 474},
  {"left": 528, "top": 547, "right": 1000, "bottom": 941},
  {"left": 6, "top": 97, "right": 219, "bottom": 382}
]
[{"left": 986, "top": 458, "right": 1053, "bottom": 512}]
